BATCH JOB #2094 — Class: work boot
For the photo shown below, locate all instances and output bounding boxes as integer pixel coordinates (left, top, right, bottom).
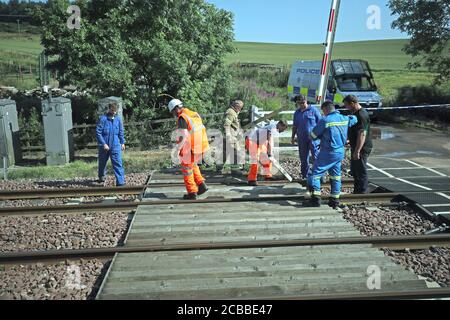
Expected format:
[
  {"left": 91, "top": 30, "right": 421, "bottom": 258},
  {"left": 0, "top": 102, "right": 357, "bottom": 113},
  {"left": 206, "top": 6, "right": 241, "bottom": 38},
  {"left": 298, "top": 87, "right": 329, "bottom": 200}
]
[
  {"left": 183, "top": 193, "right": 197, "bottom": 200},
  {"left": 98, "top": 177, "right": 106, "bottom": 183},
  {"left": 197, "top": 182, "right": 209, "bottom": 196},
  {"left": 302, "top": 196, "right": 321, "bottom": 207},
  {"left": 248, "top": 181, "right": 258, "bottom": 187},
  {"left": 328, "top": 198, "right": 340, "bottom": 209}
]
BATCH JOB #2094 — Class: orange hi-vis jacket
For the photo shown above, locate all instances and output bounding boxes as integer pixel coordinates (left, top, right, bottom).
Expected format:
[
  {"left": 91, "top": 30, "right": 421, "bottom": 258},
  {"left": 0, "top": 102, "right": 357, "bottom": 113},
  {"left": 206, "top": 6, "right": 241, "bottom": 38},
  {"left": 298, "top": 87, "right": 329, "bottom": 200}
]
[{"left": 177, "top": 108, "right": 210, "bottom": 155}]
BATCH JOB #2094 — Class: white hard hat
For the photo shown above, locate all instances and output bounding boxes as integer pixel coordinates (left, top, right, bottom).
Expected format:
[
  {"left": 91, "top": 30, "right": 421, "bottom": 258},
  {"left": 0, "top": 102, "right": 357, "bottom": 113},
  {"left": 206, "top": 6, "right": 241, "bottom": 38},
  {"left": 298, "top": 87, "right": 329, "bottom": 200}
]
[{"left": 168, "top": 99, "right": 183, "bottom": 112}]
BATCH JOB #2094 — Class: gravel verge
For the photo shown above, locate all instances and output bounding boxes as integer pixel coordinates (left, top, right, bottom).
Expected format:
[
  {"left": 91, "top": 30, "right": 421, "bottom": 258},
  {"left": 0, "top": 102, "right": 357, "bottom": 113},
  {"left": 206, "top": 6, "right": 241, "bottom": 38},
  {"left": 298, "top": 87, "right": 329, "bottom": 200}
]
[
  {"left": 280, "top": 156, "right": 352, "bottom": 180},
  {"left": 0, "top": 173, "right": 150, "bottom": 191},
  {"left": 342, "top": 203, "right": 438, "bottom": 237},
  {"left": 384, "top": 248, "right": 450, "bottom": 287},
  {"left": 0, "top": 260, "right": 110, "bottom": 300},
  {"left": 0, "top": 212, "right": 131, "bottom": 252},
  {"left": 342, "top": 203, "right": 449, "bottom": 287}
]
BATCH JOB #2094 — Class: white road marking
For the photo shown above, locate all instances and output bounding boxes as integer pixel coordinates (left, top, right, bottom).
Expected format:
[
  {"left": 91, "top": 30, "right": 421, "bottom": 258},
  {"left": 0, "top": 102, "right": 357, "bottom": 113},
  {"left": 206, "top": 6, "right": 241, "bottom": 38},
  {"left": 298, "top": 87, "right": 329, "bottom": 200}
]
[
  {"left": 368, "top": 163, "right": 433, "bottom": 190},
  {"left": 404, "top": 160, "right": 447, "bottom": 177},
  {"left": 395, "top": 178, "right": 432, "bottom": 191},
  {"left": 423, "top": 204, "right": 450, "bottom": 208},
  {"left": 436, "top": 192, "right": 450, "bottom": 201},
  {"left": 367, "top": 163, "right": 395, "bottom": 178},
  {"left": 435, "top": 212, "right": 450, "bottom": 215},
  {"left": 368, "top": 167, "right": 418, "bottom": 170}
]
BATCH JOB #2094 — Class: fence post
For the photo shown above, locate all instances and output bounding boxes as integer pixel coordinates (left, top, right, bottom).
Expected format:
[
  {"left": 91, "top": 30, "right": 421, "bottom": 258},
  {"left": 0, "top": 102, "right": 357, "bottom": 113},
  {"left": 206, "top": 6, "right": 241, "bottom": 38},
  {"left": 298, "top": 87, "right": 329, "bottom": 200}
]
[
  {"left": 3, "top": 156, "right": 7, "bottom": 181},
  {"left": 251, "top": 105, "right": 259, "bottom": 125}
]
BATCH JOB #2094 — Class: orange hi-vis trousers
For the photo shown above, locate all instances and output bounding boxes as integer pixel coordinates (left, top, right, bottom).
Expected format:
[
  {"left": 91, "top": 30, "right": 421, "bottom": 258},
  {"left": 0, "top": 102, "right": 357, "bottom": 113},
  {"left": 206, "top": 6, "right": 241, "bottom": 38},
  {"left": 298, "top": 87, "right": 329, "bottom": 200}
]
[
  {"left": 180, "top": 153, "right": 205, "bottom": 194},
  {"left": 246, "top": 139, "right": 273, "bottom": 182}
]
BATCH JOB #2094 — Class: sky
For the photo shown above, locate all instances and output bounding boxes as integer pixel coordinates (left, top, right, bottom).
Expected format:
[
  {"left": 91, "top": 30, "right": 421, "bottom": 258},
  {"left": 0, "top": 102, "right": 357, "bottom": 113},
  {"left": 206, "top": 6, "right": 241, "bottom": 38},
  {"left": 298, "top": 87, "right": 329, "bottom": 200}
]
[
  {"left": 207, "top": 0, "right": 408, "bottom": 44},
  {"left": 3, "top": 0, "right": 409, "bottom": 44}
]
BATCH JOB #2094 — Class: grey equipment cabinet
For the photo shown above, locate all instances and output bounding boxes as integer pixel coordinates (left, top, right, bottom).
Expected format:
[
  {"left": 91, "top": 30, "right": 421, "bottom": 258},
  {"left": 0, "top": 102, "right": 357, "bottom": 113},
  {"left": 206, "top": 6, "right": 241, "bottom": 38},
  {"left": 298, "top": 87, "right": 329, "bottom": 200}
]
[
  {"left": 0, "top": 99, "right": 22, "bottom": 168},
  {"left": 41, "top": 97, "right": 75, "bottom": 166}
]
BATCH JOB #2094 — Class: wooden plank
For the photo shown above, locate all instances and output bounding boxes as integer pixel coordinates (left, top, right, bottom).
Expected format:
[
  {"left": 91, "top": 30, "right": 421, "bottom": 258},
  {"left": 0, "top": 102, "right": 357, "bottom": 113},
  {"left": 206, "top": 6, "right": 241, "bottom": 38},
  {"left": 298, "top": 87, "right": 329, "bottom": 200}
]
[
  {"left": 106, "top": 265, "right": 400, "bottom": 283},
  {"left": 98, "top": 280, "right": 428, "bottom": 300},
  {"left": 126, "top": 226, "right": 359, "bottom": 241},
  {"left": 132, "top": 216, "right": 347, "bottom": 228},
  {"left": 103, "top": 271, "right": 419, "bottom": 293},
  {"left": 113, "top": 244, "right": 382, "bottom": 260},
  {"left": 111, "top": 251, "right": 389, "bottom": 269},
  {"left": 125, "top": 231, "right": 363, "bottom": 246},
  {"left": 99, "top": 277, "right": 427, "bottom": 297},
  {"left": 129, "top": 221, "right": 353, "bottom": 234},
  {"left": 135, "top": 204, "right": 328, "bottom": 215},
  {"left": 142, "top": 190, "right": 304, "bottom": 201}
]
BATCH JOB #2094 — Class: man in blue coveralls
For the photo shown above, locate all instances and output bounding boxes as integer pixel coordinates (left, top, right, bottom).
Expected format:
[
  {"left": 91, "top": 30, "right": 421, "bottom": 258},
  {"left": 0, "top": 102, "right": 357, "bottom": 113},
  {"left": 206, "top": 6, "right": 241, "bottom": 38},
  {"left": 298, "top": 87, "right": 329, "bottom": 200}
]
[
  {"left": 291, "top": 94, "right": 322, "bottom": 179},
  {"left": 96, "top": 102, "right": 126, "bottom": 186},
  {"left": 304, "top": 101, "right": 357, "bottom": 209}
]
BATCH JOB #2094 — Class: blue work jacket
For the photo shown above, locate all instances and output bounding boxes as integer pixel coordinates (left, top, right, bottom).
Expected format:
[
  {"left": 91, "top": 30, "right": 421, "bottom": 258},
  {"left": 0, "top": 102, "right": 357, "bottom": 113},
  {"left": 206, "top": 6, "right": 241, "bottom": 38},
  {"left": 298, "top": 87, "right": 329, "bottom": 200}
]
[
  {"left": 311, "top": 111, "right": 357, "bottom": 153},
  {"left": 293, "top": 106, "right": 322, "bottom": 140},
  {"left": 96, "top": 115, "right": 125, "bottom": 151}
]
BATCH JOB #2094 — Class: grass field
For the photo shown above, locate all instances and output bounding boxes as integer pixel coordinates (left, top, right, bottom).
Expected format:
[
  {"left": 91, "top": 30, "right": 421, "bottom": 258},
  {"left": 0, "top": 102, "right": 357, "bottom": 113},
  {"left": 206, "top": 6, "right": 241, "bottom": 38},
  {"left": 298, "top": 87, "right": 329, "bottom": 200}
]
[
  {"left": 8, "top": 150, "right": 172, "bottom": 180},
  {"left": 0, "top": 32, "right": 42, "bottom": 62},
  {"left": 229, "top": 39, "right": 419, "bottom": 71},
  {"left": 0, "top": 30, "right": 441, "bottom": 102}
]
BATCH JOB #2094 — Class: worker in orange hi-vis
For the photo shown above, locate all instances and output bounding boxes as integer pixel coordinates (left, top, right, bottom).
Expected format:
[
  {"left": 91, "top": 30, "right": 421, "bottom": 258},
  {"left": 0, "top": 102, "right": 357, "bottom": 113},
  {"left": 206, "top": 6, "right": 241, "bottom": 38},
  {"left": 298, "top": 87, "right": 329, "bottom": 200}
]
[
  {"left": 246, "top": 120, "right": 288, "bottom": 186},
  {"left": 168, "top": 98, "right": 210, "bottom": 200}
]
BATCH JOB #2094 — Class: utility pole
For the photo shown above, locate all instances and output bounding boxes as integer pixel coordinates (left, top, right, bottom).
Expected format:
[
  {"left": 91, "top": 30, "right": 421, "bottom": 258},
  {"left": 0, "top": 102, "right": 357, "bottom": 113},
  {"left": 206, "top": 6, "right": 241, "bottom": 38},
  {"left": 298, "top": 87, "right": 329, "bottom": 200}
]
[{"left": 316, "top": 0, "right": 341, "bottom": 106}]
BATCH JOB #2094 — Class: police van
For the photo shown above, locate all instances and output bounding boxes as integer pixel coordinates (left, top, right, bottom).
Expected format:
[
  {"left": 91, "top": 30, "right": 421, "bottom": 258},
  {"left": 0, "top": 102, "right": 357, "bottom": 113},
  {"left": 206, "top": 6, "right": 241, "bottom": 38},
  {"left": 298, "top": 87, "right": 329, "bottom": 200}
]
[{"left": 287, "top": 59, "right": 382, "bottom": 115}]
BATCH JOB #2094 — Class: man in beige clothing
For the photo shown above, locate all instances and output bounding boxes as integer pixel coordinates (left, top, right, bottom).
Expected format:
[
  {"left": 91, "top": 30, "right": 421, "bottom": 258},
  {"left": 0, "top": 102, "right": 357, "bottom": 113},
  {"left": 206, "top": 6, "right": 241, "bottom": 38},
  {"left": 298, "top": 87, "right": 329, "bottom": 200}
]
[{"left": 221, "top": 100, "right": 245, "bottom": 172}]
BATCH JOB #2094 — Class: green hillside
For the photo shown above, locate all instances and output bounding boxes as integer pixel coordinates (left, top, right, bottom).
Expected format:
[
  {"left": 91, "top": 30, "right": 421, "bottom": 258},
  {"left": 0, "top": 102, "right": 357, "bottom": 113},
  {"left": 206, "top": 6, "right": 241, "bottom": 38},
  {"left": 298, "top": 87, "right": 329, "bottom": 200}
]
[
  {"left": 0, "top": 32, "right": 42, "bottom": 65},
  {"left": 228, "top": 39, "right": 416, "bottom": 71},
  {"left": 0, "top": 31, "right": 436, "bottom": 99},
  {"left": 0, "top": 31, "right": 414, "bottom": 71}
]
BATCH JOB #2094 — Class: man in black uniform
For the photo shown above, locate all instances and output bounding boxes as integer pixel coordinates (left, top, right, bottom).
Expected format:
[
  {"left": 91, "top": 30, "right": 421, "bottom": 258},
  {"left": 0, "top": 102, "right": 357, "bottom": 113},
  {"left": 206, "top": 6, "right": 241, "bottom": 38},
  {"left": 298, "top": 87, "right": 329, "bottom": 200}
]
[{"left": 344, "top": 95, "right": 373, "bottom": 194}]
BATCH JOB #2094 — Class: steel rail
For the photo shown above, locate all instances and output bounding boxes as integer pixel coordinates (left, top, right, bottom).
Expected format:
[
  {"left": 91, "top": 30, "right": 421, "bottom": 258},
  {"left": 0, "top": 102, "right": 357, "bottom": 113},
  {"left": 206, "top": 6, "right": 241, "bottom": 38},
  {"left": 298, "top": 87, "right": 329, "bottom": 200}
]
[
  {"left": 1, "top": 190, "right": 449, "bottom": 217},
  {"left": 252, "top": 287, "right": 450, "bottom": 300},
  {"left": 0, "top": 180, "right": 356, "bottom": 201},
  {"left": 1, "top": 234, "right": 449, "bottom": 265},
  {"left": 0, "top": 186, "right": 144, "bottom": 200}
]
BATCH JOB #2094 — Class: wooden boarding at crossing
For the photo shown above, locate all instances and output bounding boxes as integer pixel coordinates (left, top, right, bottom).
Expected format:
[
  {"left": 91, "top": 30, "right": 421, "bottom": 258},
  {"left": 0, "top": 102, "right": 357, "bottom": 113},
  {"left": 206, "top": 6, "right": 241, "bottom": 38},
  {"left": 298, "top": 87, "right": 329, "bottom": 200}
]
[
  {"left": 142, "top": 183, "right": 305, "bottom": 202},
  {"left": 96, "top": 173, "right": 429, "bottom": 299}
]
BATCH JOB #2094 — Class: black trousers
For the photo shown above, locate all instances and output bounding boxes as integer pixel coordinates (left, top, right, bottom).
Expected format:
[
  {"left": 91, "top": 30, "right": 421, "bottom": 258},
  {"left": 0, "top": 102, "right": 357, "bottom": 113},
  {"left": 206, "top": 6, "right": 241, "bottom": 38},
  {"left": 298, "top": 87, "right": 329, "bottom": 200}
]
[{"left": 351, "top": 149, "right": 372, "bottom": 194}]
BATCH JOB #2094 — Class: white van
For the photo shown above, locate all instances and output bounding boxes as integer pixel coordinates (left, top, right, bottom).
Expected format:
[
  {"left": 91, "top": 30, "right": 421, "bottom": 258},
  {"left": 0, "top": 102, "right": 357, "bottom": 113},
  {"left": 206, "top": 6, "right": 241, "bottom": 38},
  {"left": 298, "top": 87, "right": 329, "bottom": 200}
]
[{"left": 288, "top": 59, "right": 382, "bottom": 114}]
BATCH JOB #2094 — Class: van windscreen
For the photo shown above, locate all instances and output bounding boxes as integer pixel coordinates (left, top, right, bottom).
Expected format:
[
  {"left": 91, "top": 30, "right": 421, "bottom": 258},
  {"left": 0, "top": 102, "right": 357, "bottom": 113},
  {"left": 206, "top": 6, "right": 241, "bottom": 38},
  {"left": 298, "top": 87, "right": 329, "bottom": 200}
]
[
  {"left": 332, "top": 60, "right": 372, "bottom": 77},
  {"left": 335, "top": 76, "right": 377, "bottom": 92}
]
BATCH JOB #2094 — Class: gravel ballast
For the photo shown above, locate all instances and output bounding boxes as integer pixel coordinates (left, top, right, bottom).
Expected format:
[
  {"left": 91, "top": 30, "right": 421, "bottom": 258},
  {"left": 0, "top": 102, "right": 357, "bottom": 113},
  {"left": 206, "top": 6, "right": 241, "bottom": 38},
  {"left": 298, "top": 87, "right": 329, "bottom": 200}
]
[
  {"left": 0, "top": 173, "right": 150, "bottom": 191},
  {"left": 0, "top": 212, "right": 131, "bottom": 252},
  {"left": 342, "top": 203, "right": 449, "bottom": 287},
  {"left": 0, "top": 260, "right": 110, "bottom": 300},
  {"left": 281, "top": 156, "right": 352, "bottom": 180},
  {"left": 385, "top": 248, "right": 450, "bottom": 287},
  {"left": 342, "top": 204, "right": 438, "bottom": 237}
]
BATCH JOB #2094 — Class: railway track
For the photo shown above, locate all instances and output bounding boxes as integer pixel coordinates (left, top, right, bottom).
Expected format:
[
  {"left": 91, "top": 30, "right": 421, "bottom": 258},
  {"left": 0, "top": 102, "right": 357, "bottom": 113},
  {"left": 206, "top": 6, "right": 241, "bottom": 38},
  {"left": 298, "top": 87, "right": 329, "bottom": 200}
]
[
  {"left": 0, "top": 180, "right": 355, "bottom": 201},
  {"left": 1, "top": 190, "right": 448, "bottom": 217},
  {"left": 3, "top": 174, "right": 450, "bottom": 300},
  {"left": 0, "top": 186, "right": 144, "bottom": 200},
  {"left": 2, "top": 234, "right": 450, "bottom": 265}
]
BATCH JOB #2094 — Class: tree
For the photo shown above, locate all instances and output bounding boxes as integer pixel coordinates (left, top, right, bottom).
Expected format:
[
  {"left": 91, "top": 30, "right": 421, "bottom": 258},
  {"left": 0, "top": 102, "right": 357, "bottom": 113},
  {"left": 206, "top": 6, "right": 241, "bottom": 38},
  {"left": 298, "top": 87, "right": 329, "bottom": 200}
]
[
  {"left": 389, "top": 0, "right": 450, "bottom": 84},
  {"left": 33, "top": 0, "right": 235, "bottom": 116}
]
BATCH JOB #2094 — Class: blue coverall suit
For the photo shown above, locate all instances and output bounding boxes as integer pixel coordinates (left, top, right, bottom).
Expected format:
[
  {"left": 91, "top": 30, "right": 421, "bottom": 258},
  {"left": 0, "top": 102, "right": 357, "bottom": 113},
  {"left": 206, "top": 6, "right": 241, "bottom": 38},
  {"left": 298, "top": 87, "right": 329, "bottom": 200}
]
[
  {"left": 96, "top": 115, "right": 126, "bottom": 186},
  {"left": 293, "top": 106, "right": 322, "bottom": 179},
  {"left": 308, "top": 111, "right": 357, "bottom": 199}
]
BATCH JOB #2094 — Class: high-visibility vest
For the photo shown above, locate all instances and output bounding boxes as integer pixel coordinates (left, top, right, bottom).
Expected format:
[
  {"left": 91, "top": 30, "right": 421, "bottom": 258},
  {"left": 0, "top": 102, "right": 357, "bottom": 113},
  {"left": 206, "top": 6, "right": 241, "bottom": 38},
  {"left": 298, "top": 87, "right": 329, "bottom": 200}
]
[{"left": 178, "top": 108, "right": 210, "bottom": 154}]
